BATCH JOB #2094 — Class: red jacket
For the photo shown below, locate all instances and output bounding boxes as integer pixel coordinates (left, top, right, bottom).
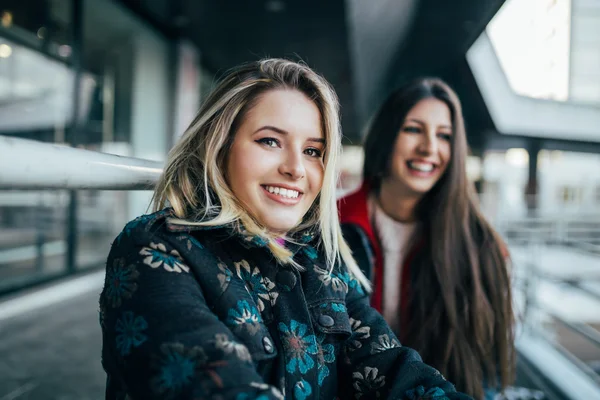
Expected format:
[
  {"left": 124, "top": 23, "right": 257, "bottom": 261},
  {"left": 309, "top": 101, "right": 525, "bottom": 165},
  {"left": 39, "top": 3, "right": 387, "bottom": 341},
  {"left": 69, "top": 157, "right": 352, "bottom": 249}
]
[{"left": 338, "top": 183, "right": 421, "bottom": 334}]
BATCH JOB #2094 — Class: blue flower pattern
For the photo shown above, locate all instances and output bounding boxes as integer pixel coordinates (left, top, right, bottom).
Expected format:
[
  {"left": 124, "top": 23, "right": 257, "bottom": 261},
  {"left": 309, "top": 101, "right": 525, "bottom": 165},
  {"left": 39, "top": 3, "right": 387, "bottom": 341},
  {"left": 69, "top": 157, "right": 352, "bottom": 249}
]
[
  {"left": 178, "top": 234, "right": 204, "bottom": 251},
  {"left": 236, "top": 395, "right": 270, "bottom": 400},
  {"left": 115, "top": 311, "right": 148, "bottom": 356},
  {"left": 320, "top": 302, "right": 347, "bottom": 313},
  {"left": 406, "top": 385, "right": 450, "bottom": 400},
  {"left": 104, "top": 258, "right": 139, "bottom": 308},
  {"left": 302, "top": 245, "right": 318, "bottom": 260},
  {"left": 226, "top": 300, "right": 263, "bottom": 335},
  {"left": 340, "top": 271, "right": 365, "bottom": 296},
  {"left": 278, "top": 320, "right": 318, "bottom": 374},
  {"left": 217, "top": 262, "right": 233, "bottom": 289},
  {"left": 293, "top": 380, "right": 312, "bottom": 400},
  {"left": 140, "top": 242, "right": 189, "bottom": 273},
  {"left": 316, "top": 333, "right": 336, "bottom": 386},
  {"left": 152, "top": 343, "right": 202, "bottom": 395},
  {"left": 235, "top": 260, "right": 278, "bottom": 311}
]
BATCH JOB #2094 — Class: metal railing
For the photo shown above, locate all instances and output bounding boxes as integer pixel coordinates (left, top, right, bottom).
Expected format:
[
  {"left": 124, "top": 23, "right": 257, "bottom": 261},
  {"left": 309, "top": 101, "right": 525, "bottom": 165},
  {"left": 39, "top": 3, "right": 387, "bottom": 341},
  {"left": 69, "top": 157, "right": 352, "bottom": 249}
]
[
  {"left": 0, "top": 136, "right": 163, "bottom": 190},
  {"left": 507, "top": 232, "right": 600, "bottom": 398},
  {"left": 499, "top": 216, "right": 600, "bottom": 256},
  {"left": 0, "top": 135, "right": 163, "bottom": 292}
]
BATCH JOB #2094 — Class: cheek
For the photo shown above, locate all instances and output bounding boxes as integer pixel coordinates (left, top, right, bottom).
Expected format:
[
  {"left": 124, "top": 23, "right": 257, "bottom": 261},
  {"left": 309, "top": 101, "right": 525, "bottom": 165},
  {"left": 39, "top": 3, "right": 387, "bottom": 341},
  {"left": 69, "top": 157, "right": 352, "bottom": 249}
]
[
  {"left": 227, "top": 144, "right": 255, "bottom": 190},
  {"left": 307, "top": 163, "right": 325, "bottom": 192},
  {"left": 440, "top": 143, "right": 452, "bottom": 164},
  {"left": 392, "top": 135, "right": 413, "bottom": 160}
]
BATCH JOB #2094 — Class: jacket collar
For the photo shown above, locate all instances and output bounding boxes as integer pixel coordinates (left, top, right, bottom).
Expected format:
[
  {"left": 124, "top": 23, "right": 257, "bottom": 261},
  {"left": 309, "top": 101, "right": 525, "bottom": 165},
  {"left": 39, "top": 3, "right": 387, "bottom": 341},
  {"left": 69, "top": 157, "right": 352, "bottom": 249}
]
[
  {"left": 163, "top": 208, "right": 316, "bottom": 255},
  {"left": 337, "top": 182, "right": 378, "bottom": 249}
]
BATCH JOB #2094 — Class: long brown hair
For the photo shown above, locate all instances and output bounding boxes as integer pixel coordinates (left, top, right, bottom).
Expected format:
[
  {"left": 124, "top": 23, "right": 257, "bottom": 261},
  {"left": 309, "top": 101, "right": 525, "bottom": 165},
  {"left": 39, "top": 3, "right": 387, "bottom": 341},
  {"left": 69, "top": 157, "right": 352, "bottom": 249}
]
[{"left": 363, "top": 78, "right": 515, "bottom": 399}]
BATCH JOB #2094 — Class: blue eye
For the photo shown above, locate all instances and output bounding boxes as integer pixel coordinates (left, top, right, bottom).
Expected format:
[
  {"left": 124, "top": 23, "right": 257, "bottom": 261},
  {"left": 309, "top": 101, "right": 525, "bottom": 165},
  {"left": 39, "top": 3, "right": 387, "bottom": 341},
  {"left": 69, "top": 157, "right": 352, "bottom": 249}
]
[
  {"left": 305, "top": 148, "right": 322, "bottom": 158},
  {"left": 403, "top": 126, "right": 421, "bottom": 133},
  {"left": 256, "top": 137, "right": 279, "bottom": 148}
]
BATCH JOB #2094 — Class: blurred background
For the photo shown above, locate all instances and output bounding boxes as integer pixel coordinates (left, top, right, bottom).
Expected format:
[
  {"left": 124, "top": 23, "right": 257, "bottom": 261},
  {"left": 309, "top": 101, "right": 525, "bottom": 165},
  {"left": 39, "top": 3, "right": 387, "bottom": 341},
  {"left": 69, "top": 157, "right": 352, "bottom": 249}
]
[{"left": 0, "top": 0, "right": 598, "bottom": 398}]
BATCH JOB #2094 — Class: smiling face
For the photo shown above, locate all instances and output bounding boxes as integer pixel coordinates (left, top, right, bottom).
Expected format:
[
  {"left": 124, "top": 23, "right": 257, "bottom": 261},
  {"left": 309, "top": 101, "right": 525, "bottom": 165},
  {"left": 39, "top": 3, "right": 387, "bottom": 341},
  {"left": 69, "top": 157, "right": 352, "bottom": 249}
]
[
  {"left": 385, "top": 97, "right": 453, "bottom": 196},
  {"left": 226, "top": 89, "right": 325, "bottom": 234}
]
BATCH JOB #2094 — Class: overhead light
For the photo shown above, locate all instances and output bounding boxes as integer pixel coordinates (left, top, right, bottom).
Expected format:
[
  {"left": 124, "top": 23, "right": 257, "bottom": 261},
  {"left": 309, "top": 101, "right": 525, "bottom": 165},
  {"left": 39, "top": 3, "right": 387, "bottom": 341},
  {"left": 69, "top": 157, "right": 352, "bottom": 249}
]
[
  {"left": 37, "top": 27, "right": 47, "bottom": 39},
  {"left": 58, "top": 44, "right": 71, "bottom": 58},
  {"left": 265, "top": 1, "right": 285, "bottom": 13},
  {"left": 1, "top": 11, "right": 13, "bottom": 27},
  {"left": 0, "top": 43, "right": 12, "bottom": 58},
  {"left": 505, "top": 148, "right": 529, "bottom": 167}
]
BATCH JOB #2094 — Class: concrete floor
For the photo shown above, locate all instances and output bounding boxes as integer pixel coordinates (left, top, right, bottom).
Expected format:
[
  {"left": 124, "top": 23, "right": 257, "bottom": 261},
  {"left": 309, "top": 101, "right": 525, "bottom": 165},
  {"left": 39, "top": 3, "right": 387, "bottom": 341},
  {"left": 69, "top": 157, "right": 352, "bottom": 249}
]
[{"left": 0, "top": 279, "right": 105, "bottom": 399}]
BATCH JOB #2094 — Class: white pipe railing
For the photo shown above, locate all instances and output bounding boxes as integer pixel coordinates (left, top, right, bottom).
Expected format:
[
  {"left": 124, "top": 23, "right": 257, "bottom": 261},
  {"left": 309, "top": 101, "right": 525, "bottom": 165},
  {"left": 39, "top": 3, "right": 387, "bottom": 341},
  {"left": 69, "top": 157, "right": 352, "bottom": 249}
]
[{"left": 0, "top": 136, "right": 163, "bottom": 190}]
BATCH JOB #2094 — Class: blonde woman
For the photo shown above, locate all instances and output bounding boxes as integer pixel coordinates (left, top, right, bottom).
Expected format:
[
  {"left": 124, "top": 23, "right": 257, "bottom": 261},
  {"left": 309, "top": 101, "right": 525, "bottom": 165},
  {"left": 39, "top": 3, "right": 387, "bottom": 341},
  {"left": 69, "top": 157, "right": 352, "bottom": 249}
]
[{"left": 99, "top": 59, "right": 471, "bottom": 400}]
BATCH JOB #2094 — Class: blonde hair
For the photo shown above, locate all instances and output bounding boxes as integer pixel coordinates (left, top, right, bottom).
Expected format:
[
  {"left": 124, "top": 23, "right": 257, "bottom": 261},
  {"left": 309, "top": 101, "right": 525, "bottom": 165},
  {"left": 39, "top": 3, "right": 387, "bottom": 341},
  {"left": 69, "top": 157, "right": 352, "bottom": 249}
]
[{"left": 152, "top": 58, "right": 370, "bottom": 290}]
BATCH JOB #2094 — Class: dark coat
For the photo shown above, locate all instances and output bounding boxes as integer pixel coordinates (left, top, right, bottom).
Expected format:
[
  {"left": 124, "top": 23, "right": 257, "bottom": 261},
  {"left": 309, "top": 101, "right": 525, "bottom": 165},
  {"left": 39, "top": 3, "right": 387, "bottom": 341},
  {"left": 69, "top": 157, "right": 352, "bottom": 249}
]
[{"left": 99, "top": 208, "right": 472, "bottom": 399}]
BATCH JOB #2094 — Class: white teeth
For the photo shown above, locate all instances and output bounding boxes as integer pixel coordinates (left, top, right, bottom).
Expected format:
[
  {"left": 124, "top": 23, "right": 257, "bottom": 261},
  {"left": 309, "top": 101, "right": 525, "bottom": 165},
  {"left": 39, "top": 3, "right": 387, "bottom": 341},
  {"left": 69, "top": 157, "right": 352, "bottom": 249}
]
[
  {"left": 265, "top": 186, "right": 300, "bottom": 199},
  {"left": 407, "top": 161, "right": 434, "bottom": 172}
]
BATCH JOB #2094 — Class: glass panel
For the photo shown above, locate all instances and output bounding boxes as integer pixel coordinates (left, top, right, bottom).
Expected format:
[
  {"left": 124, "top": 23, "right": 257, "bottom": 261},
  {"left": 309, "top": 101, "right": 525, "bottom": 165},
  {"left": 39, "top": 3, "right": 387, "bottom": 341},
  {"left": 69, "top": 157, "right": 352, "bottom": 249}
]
[
  {"left": 0, "top": 0, "right": 73, "bottom": 59},
  {"left": 0, "top": 1, "right": 73, "bottom": 292},
  {"left": 76, "top": 189, "right": 129, "bottom": 272},
  {"left": 74, "top": 0, "right": 175, "bottom": 270},
  {"left": 0, "top": 37, "right": 73, "bottom": 141},
  {"left": 488, "top": 0, "right": 600, "bottom": 105},
  {"left": 0, "top": 190, "right": 69, "bottom": 293},
  {"left": 487, "top": 0, "right": 572, "bottom": 102}
]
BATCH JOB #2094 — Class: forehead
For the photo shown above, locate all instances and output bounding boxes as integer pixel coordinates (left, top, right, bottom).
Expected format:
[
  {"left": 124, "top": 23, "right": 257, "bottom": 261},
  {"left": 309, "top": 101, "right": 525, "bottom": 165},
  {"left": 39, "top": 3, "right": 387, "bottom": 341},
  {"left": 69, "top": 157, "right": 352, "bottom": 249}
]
[
  {"left": 244, "top": 89, "right": 324, "bottom": 138},
  {"left": 405, "top": 98, "right": 451, "bottom": 125}
]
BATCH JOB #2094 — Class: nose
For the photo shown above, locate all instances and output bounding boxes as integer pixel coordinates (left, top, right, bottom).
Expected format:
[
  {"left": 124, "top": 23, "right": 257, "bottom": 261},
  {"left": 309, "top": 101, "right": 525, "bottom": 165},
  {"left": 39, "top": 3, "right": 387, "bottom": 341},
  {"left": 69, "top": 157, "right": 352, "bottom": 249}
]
[
  {"left": 278, "top": 148, "right": 306, "bottom": 180},
  {"left": 417, "top": 129, "right": 438, "bottom": 155}
]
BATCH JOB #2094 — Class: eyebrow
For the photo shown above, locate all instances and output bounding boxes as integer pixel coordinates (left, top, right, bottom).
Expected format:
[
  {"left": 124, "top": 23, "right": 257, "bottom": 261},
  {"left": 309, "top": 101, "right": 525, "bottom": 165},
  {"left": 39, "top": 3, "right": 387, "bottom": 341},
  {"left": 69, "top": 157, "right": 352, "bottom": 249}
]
[
  {"left": 253, "top": 125, "right": 326, "bottom": 143},
  {"left": 406, "top": 118, "right": 452, "bottom": 130}
]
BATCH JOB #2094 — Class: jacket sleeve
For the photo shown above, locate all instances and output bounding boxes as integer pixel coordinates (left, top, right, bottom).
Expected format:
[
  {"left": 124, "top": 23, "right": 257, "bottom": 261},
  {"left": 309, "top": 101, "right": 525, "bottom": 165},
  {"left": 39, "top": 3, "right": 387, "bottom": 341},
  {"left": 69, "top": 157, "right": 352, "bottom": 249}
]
[
  {"left": 341, "top": 223, "right": 374, "bottom": 281},
  {"left": 99, "top": 232, "right": 283, "bottom": 399},
  {"left": 338, "top": 270, "right": 473, "bottom": 400}
]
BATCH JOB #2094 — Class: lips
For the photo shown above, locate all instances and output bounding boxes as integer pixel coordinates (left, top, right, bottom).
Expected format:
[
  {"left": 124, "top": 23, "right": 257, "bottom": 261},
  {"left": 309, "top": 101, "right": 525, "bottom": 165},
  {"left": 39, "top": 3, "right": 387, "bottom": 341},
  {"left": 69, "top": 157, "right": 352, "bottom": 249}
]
[
  {"left": 260, "top": 185, "right": 304, "bottom": 205},
  {"left": 263, "top": 185, "right": 300, "bottom": 199},
  {"left": 406, "top": 160, "right": 437, "bottom": 173}
]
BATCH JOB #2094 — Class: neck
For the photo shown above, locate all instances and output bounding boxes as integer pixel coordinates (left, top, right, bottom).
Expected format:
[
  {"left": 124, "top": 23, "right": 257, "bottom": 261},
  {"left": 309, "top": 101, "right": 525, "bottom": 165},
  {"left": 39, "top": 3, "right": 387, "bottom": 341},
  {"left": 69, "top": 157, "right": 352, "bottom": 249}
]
[{"left": 377, "top": 180, "right": 421, "bottom": 223}]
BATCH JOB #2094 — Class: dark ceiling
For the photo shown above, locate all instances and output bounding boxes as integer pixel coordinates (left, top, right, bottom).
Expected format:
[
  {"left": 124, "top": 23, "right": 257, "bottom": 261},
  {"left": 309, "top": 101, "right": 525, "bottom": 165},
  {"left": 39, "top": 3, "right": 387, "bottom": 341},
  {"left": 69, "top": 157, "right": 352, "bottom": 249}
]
[{"left": 120, "top": 0, "right": 505, "bottom": 149}]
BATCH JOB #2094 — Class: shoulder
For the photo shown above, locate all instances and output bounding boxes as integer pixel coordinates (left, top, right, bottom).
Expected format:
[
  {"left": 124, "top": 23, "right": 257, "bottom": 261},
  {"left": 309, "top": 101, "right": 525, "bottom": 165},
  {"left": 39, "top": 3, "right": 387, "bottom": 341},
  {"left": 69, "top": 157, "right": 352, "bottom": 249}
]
[
  {"left": 110, "top": 208, "right": 222, "bottom": 266},
  {"left": 341, "top": 223, "right": 370, "bottom": 246},
  {"left": 106, "top": 211, "right": 236, "bottom": 300},
  {"left": 113, "top": 208, "right": 174, "bottom": 247},
  {"left": 113, "top": 208, "right": 229, "bottom": 248},
  {"left": 337, "top": 183, "right": 370, "bottom": 222}
]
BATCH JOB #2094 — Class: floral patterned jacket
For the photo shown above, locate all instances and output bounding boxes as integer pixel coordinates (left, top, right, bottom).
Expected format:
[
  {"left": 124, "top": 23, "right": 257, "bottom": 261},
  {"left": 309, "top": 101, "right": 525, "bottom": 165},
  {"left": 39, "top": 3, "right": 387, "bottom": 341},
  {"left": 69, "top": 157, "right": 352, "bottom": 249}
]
[{"left": 99, "top": 209, "right": 472, "bottom": 400}]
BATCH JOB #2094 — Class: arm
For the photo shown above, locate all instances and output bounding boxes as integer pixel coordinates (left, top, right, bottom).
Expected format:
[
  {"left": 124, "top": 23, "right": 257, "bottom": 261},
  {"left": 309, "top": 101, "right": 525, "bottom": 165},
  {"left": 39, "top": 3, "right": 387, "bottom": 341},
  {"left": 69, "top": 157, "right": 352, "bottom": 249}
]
[
  {"left": 338, "top": 274, "right": 473, "bottom": 400},
  {"left": 100, "top": 237, "right": 282, "bottom": 399}
]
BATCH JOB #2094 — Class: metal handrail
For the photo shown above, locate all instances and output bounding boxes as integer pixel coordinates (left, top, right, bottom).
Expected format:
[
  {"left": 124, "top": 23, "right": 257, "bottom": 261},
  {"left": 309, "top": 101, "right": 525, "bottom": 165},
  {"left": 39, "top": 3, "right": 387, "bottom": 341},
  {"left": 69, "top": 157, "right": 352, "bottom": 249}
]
[
  {"left": 511, "top": 250, "right": 600, "bottom": 389},
  {"left": 565, "top": 280, "right": 600, "bottom": 303},
  {"left": 0, "top": 136, "right": 163, "bottom": 190},
  {"left": 550, "top": 312, "right": 600, "bottom": 352}
]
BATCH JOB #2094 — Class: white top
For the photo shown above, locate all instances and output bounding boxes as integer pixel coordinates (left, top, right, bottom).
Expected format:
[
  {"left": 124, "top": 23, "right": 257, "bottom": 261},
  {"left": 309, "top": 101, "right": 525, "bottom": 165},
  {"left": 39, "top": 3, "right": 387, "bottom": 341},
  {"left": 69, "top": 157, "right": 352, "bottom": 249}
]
[{"left": 369, "top": 196, "right": 418, "bottom": 333}]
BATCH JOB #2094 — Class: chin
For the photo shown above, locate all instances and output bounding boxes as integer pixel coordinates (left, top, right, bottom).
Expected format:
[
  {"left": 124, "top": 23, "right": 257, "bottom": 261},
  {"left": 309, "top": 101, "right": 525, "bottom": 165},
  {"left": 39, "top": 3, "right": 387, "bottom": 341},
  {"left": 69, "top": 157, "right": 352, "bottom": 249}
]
[
  {"left": 407, "top": 183, "right": 434, "bottom": 195},
  {"left": 262, "top": 216, "right": 301, "bottom": 234}
]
